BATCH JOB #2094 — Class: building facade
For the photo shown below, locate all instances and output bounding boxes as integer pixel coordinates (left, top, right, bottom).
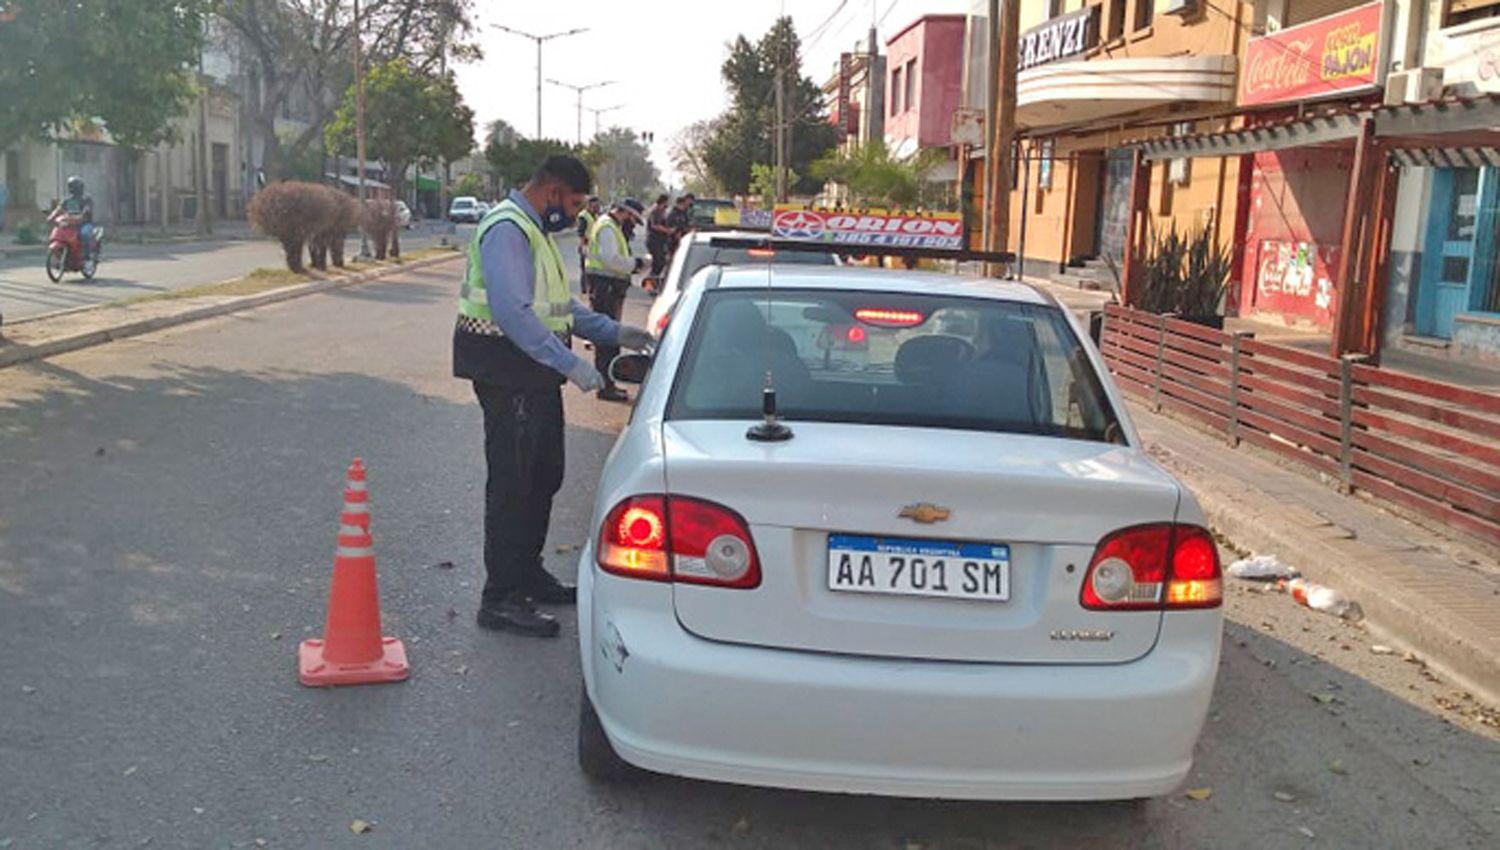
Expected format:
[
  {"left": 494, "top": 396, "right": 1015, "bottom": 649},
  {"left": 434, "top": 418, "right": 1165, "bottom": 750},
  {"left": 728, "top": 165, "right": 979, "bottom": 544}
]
[
  {"left": 1382, "top": 0, "right": 1500, "bottom": 360},
  {"left": 884, "top": 13, "right": 967, "bottom": 180},
  {"left": 1004, "top": 0, "right": 1249, "bottom": 289}
]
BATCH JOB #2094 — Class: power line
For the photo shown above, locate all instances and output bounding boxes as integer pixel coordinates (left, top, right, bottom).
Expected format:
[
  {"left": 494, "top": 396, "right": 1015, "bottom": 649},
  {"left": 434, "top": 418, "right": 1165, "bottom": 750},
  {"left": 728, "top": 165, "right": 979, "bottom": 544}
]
[{"left": 804, "top": 0, "right": 851, "bottom": 50}]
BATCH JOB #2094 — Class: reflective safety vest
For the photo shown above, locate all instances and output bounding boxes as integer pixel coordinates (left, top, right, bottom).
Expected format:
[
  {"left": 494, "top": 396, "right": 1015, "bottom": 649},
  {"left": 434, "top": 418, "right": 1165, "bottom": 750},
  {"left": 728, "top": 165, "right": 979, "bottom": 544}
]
[
  {"left": 457, "top": 199, "right": 572, "bottom": 337},
  {"left": 577, "top": 208, "right": 596, "bottom": 239},
  {"left": 584, "top": 214, "right": 630, "bottom": 278}
]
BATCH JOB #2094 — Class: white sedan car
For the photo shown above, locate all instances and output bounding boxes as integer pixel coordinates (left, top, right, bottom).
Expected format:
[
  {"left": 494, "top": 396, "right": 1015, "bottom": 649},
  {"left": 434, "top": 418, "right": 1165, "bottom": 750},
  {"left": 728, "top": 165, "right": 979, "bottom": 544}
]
[{"left": 578, "top": 261, "right": 1223, "bottom": 801}]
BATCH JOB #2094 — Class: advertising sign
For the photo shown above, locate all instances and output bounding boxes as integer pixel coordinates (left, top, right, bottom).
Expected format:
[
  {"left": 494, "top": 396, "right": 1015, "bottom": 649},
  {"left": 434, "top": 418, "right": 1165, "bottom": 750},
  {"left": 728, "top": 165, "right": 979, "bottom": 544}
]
[
  {"left": 1241, "top": 2, "right": 1383, "bottom": 107},
  {"left": 772, "top": 206, "right": 965, "bottom": 250},
  {"left": 1018, "top": 6, "right": 1099, "bottom": 72}
]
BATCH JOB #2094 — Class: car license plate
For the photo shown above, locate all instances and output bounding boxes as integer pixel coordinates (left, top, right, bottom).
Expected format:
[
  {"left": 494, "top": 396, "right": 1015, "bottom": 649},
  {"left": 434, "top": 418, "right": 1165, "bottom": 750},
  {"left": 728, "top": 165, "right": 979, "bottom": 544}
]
[{"left": 827, "top": 534, "right": 1010, "bottom": 602}]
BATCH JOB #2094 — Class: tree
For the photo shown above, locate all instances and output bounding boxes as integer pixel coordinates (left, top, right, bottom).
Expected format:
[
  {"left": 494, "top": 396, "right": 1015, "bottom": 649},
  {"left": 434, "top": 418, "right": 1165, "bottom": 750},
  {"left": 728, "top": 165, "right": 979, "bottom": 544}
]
[
  {"left": 701, "top": 18, "right": 838, "bottom": 196},
  {"left": 586, "top": 127, "right": 661, "bottom": 201},
  {"left": 218, "top": 0, "right": 479, "bottom": 180},
  {"left": 451, "top": 171, "right": 485, "bottom": 198},
  {"left": 670, "top": 118, "right": 722, "bottom": 196},
  {"left": 811, "top": 141, "right": 953, "bottom": 209},
  {"left": 748, "top": 163, "right": 797, "bottom": 209},
  {"left": 325, "top": 58, "right": 474, "bottom": 207},
  {"left": 0, "top": 0, "right": 209, "bottom": 152},
  {"left": 484, "top": 134, "right": 580, "bottom": 193}
]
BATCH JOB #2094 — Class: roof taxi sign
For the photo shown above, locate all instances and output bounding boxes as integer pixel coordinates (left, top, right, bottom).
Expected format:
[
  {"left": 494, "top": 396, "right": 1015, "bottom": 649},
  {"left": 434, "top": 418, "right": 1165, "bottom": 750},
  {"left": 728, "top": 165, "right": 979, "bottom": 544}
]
[{"left": 771, "top": 206, "right": 964, "bottom": 250}]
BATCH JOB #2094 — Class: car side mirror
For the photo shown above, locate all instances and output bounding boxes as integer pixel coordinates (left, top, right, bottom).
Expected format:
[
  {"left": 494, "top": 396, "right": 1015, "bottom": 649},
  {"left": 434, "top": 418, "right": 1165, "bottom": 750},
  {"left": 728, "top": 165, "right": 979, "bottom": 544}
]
[{"left": 610, "top": 352, "right": 652, "bottom": 385}]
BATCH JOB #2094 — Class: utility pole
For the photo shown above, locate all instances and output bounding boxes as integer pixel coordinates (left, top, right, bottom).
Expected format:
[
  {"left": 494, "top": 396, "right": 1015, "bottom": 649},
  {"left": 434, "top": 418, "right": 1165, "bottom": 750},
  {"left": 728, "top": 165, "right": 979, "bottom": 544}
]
[
  {"left": 985, "top": 0, "right": 1019, "bottom": 276},
  {"left": 354, "top": 0, "right": 369, "bottom": 259},
  {"left": 195, "top": 35, "right": 211, "bottom": 236},
  {"left": 440, "top": 19, "right": 451, "bottom": 220},
  {"left": 547, "top": 78, "right": 616, "bottom": 144},
  {"left": 492, "top": 24, "right": 589, "bottom": 139}
]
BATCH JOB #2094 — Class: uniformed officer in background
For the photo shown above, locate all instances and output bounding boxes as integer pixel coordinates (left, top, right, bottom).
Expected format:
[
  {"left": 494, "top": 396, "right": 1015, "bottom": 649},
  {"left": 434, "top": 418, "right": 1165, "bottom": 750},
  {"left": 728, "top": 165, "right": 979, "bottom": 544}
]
[
  {"left": 584, "top": 198, "right": 647, "bottom": 402},
  {"left": 575, "top": 196, "right": 601, "bottom": 294},
  {"left": 453, "top": 155, "right": 652, "bottom": 638}
]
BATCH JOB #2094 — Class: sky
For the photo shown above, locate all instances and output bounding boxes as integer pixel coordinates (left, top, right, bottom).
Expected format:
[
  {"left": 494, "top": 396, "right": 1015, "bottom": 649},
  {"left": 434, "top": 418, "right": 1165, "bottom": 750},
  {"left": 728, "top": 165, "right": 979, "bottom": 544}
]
[{"left": 451, "top": 0, "right": 973, "bottom": 189}]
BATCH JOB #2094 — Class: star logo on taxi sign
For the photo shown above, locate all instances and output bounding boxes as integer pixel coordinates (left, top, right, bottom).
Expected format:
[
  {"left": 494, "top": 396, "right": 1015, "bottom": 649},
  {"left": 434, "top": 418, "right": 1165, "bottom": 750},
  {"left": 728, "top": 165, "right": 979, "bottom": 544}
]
[
  {"left": 898, "top": 503, "right": 951, "bottom": 524},
  {"left": 774, "top": 210, "right": 826, "bottom": 239}
]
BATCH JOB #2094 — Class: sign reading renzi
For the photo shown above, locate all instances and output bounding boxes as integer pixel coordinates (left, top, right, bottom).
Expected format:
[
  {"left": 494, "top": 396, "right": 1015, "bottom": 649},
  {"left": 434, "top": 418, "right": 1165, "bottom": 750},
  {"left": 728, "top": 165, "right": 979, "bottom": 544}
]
[{"left": 1019, "top": 6, "right": 1099, "bottom": 72}]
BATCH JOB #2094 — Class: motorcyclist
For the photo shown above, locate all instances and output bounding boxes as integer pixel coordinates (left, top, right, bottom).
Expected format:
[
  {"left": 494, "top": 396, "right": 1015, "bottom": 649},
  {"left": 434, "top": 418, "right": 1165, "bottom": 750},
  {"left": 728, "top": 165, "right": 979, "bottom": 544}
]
[{"left": 50, "top": 176, "right": 95, "bottom": 260}]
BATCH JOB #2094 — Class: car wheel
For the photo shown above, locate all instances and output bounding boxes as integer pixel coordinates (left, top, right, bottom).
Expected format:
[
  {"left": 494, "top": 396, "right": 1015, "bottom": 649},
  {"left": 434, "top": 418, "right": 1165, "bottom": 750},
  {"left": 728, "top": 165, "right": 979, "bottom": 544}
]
[
  {"left": 577, "top": 683, "right": 637, "bottom": 783},
  {"left": 46, "top": 245, "right": 67, "bottom": 282}
]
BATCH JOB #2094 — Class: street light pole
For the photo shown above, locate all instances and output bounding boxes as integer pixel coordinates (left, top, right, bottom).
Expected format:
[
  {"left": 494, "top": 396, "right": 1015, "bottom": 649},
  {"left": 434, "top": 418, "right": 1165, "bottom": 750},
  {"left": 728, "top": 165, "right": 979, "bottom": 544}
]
[
  {"left": 354, "top": 0, "right": 369, "bottom": 259},
  {"left": 587, "top": 104, "right": 625, "bottom": 138},
  {"left": 546, "top": 78, "right": 616, "bottom": 144},
  {"left": 491, "top": 24, "right": 589, "bottom": 139}
]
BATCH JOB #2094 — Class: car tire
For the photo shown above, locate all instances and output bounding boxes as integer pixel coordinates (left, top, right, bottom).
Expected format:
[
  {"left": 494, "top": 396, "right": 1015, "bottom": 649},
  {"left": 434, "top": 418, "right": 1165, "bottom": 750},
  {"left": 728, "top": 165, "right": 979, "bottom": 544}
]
[{"left": 577, "top": 683, "right": 637, "bottom": 783}]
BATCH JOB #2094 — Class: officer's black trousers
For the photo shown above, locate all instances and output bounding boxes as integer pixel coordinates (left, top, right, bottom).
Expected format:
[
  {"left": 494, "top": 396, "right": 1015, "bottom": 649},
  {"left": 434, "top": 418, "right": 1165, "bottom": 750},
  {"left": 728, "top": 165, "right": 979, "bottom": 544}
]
[
  {"left": 586, "top": 274, "right": 628, "bottom": 388},
  {"left": 473, "top": 382, "right": 565, "bottom": 606}
]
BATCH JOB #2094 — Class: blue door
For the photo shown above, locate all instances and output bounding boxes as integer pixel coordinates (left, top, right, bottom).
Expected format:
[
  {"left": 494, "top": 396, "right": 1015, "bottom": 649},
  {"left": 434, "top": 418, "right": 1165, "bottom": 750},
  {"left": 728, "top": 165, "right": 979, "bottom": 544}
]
[{"left": 1417, "top": 168, "right": 1499, "bottom": 338}]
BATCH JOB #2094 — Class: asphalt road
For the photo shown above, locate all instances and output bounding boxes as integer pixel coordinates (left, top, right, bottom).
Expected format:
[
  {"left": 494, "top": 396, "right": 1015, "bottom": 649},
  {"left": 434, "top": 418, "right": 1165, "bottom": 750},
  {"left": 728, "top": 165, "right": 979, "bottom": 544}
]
[
  {"left": 0, "top": 255, "right": 1496, "bottom": 849},
  {"left": 0, "top": 222, "right": 475, "bottom": 322}
]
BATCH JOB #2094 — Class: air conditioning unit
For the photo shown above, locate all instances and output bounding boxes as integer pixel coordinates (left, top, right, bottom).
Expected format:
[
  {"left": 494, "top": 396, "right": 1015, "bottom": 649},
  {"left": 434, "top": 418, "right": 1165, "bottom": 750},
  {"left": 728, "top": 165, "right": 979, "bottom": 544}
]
[
  {"left": 1163, "top": 0, "right": 1198, "bottom": 16},
  {"left": 1383, "top": 67, "right": 1445, "bottom": 106}
]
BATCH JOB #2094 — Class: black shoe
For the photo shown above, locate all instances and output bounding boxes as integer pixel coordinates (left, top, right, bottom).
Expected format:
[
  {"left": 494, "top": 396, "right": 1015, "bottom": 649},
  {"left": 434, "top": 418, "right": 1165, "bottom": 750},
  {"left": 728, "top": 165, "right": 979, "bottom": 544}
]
[
  {"left": 476, "top": 596, "right": 560, "bottom": 637},
  {"left": 526, "top": 571, "right": 577, "bottom": 605},
  {"left": 596, "top": 386, "right": 629, "bottom": 403}
]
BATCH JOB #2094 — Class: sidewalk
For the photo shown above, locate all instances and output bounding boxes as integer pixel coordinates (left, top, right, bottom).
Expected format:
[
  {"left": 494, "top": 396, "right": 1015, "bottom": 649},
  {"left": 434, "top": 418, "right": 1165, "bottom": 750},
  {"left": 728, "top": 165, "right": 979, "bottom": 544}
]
[
  {"left": 1027, "top": 275, "right": 1500, "bottom": 703},
  {"left": 0, "top": 220, "right": 259, "bottom": 259}
]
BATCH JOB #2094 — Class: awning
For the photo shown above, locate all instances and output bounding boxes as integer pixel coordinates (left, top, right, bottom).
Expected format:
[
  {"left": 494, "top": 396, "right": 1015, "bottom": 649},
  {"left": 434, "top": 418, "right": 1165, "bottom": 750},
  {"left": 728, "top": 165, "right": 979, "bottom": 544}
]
[
  {"left": 324, "top": 173, "right": 390, "bottom": 190},
  {"left": 1132, "top": 94, "right": 1500, "bottom": 161},
  {"left": 415, "top": 174, "right": 440, "bottom": 191}
]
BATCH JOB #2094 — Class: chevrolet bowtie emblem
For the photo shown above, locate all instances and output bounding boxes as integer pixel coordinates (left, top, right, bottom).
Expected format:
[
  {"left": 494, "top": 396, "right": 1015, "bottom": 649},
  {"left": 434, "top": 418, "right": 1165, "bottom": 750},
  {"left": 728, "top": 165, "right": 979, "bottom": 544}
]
[{"left": 899, "top": 503, "right": 951, "bottom": 524}]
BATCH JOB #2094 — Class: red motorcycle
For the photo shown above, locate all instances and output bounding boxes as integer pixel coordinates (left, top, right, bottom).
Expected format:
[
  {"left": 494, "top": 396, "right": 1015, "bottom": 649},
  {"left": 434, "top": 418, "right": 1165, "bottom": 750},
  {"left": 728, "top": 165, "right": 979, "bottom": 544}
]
[{"left": 45, "top": 212, "right": 103, "bottom": 281}]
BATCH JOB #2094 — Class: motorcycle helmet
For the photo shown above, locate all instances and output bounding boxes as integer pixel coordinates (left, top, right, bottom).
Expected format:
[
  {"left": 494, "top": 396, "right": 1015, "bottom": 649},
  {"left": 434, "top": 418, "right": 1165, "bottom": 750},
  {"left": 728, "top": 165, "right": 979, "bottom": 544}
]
[{"left": 66, "top": 175, "right": 84, "bottom": 196}]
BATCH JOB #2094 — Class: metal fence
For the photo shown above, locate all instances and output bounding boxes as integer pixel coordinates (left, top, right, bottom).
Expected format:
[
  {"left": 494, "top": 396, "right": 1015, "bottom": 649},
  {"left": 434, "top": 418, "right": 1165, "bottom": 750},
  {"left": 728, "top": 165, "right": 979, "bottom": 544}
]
[{"left": 1099, "top": 303, "right": 1500, "bottom": 546}]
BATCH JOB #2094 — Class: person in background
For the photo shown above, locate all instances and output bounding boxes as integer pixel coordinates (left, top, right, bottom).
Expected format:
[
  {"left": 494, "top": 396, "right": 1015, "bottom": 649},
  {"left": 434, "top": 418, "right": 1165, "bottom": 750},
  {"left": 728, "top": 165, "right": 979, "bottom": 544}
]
[
  {"left": 646, "top": 194, "right": 672, "bottom": 284},
  {"left": 575, "top": 196, "right": 601, "bottom": 295},
  {"left": 584, "top": 198, "right": 648, "bottom": 403},
  {"left": 666, "top": 192, "right": 694, "bottom": 254}
]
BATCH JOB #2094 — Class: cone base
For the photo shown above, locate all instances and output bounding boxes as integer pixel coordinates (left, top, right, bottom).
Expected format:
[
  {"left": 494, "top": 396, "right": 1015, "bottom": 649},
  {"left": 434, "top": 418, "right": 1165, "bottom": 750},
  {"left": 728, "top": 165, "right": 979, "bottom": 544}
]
[{"left": 298, "top": 636, "right": 409, "bottom": 687}]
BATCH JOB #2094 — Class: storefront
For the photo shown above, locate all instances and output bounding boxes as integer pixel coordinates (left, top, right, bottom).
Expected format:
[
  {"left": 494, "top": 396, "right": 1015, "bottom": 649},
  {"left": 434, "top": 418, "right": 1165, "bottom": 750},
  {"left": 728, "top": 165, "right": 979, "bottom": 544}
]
[
  {"left": 1235, "top": 1, "right": 1389, "bottom": 330},
  {"left": 1009, "top": 0, "right": 1242, "bottom": 282}
]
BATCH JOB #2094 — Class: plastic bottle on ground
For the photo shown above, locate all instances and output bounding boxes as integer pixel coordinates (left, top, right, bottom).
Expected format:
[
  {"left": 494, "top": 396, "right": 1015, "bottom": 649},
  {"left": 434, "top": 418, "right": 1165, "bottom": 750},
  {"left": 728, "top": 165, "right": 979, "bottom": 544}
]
[{"left": 1284, "top": 577, "right": 1365, "bottom": 622}]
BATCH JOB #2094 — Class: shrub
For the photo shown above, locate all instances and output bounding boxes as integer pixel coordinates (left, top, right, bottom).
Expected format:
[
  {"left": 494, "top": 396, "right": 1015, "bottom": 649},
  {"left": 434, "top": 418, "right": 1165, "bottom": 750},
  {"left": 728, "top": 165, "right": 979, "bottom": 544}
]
[
  {"left": 247, "top": 181, "right": 328, "bottom": 272},
  {"left": 15, "top": 221, "right": 38, "bottom": 245},
  {"left": 361, "top": 199, "right": 396, "bottom": 261},
  {"left": 308, "top": 186, "right": 359, "bottom": 270},
  {"left": 1135, "top": 225, "right": 1231, "bottom": 318}
]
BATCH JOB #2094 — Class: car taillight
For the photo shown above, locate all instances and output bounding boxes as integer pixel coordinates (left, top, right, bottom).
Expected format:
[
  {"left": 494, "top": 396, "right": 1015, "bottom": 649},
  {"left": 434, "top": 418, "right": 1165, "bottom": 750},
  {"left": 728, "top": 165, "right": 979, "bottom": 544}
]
[
  {"left": 1080, "top": 523, "right": 1221, "bottom": 611},
  {"left": 653, "top": 311, "right": 670, "bottom": 335},
  {"left": 597, "top": 495, "right": 760, "bottom": 588}
]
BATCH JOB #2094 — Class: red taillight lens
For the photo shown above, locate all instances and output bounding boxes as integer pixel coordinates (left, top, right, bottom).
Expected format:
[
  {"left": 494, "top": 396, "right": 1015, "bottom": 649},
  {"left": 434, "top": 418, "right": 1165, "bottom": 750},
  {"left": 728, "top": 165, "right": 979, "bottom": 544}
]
[
  {"left": 854, "top": 307, "right": 925, "bottom": 327},
  {"left": 1080, "top": 523, "right": 1220, "bottom": 611},
  {"left": 1166, "top": 525, "right": 1222, "bottom": 608},
  {"left": 747, "top": 248, "right": 776, "bottom": 259},
  {"left": 845, "top": 325, "right": 867, "bottom": 344},
  {"left": 597, "top": 495, "right": 760, "bottom": 589},
  {"left": 598, "top": 496, "right": 669, "bottom": 581}
]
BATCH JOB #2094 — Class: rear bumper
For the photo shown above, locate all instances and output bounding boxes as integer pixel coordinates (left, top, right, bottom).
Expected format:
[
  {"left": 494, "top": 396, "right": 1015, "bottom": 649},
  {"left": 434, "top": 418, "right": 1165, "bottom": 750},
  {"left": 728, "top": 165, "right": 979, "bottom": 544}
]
[{"left": 580, "top": 564, "right": 1223, "bottom": 801}]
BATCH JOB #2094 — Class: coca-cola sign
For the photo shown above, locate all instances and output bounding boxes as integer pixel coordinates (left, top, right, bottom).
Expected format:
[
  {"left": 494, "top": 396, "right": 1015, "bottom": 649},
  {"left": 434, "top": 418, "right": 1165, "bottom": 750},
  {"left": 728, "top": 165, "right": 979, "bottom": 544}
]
[{"left": 1241, "top": 2, "right": 1383, "bottom": 106}]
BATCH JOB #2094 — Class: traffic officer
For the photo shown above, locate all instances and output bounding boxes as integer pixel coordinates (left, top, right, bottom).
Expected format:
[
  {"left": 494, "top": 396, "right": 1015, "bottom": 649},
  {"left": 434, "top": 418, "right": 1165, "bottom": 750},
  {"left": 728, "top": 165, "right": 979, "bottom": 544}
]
[
  {"left": 453, "top": 155, "right": 651, "bottom": 638},
  {"left": 584, "top": 198, "right": 646, "bottom": 403},
  {"left": 575, "top": 195, "right": 601, "bottom": 294}
]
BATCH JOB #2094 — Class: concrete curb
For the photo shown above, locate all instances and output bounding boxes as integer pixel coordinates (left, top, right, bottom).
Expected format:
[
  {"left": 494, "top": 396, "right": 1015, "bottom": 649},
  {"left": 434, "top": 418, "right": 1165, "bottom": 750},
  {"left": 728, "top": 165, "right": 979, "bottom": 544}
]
[
  {"left": 1149, "top": 431, "right": 1500, "bottom": 707},
  {"left": 0, "top": 252, "right": 461, "bottom": 370}
]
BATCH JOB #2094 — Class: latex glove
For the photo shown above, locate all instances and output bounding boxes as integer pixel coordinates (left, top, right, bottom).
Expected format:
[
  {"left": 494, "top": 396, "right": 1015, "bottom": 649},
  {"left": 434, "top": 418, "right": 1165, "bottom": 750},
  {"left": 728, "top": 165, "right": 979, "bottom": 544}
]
[
  {"left": 618, "top": 325, "right": 653, "bottom": 351},
  {"left": 566, "top": 359, "right": 604, "bottom": 393}
]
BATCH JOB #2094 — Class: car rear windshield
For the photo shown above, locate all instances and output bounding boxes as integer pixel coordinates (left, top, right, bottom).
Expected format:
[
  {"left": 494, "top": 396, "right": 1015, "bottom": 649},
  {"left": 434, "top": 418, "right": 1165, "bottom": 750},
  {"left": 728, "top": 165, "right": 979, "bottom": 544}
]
[
  {"left": 681, "top": 246, "right": 834, "bottom": 284},
  {"left": 667, "top": 288, "right": 1122, "bottom": 442}
]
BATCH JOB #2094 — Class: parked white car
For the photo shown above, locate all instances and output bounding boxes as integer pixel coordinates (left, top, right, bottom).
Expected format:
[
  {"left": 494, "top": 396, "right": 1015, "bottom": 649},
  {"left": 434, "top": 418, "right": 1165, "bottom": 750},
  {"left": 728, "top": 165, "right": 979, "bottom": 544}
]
[
  {"left": 577, "top": 260, "right": 1223, "bottom": 800},
  {"left": 645, "top": 230, "right": 839, "bottom": 339},
  {"left": 394, "top": 200, "right": 413, "bottom": 229},
  {"left": 448, "top": 196, "right": 481, "bottom": 223}
]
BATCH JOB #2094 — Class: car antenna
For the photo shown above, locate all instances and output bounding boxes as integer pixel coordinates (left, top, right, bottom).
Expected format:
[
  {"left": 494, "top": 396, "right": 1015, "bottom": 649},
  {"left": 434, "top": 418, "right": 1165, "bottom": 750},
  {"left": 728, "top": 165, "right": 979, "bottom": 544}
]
[{"left": 746, "top": 234, "right": 792, "bottom": 442}]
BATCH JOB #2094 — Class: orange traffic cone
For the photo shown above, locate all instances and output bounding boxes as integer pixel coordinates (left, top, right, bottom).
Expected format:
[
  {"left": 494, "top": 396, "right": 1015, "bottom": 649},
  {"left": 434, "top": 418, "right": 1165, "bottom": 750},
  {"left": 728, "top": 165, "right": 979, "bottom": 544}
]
[{"left": 298, "top": 460, "right": 408, "bottom": 687}]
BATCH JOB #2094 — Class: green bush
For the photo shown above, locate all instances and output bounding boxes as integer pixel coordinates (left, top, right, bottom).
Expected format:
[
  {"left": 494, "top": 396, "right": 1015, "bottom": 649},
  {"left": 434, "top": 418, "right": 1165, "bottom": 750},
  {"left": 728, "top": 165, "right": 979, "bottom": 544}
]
[
  {"left": 15, "top": 221, "right": 38, "bottom": 245},
  {"left": 1135, "top": 225, "right": 1232, "bottom": 317}
]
